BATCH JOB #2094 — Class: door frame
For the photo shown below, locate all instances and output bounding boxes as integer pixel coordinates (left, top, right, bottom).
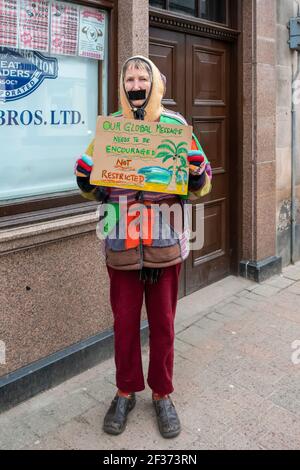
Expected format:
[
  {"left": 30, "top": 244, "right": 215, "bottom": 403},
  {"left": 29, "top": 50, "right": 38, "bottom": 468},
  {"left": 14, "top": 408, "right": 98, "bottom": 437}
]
[{"left": 149, "top": 2, "right": 243, "bottom": 278}]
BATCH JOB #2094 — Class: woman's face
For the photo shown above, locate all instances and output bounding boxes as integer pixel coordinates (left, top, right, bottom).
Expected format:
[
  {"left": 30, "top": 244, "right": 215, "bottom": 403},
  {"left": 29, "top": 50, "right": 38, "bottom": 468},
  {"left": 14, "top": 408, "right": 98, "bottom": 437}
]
[{"left": 124, "top": 65, "right": 151, "bottom": 107}]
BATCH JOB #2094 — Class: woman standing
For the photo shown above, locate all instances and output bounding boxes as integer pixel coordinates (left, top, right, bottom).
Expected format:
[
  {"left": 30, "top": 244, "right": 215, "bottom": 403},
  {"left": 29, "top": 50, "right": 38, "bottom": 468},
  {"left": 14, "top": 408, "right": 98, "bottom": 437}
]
[{"left": 75, "top": 56, "right": 212, "bottom": 438}]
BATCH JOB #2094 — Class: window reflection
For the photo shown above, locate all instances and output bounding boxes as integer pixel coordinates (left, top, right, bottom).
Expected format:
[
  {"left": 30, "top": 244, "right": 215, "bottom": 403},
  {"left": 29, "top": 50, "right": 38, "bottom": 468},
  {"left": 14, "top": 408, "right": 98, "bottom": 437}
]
[
  {"left": 200, "top": 0, "right": 226, "bottom": 24},
  {"left": 149, "top": 0, "right": 166, "bottom": 9},
  {"left": 169, "top": 0, "right": 196, "bottom": 17}
]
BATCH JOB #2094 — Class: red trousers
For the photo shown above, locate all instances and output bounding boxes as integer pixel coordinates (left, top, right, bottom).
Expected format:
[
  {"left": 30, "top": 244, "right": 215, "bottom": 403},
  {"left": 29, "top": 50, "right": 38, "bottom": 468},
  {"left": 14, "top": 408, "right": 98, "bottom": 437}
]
[{"left": 107, "top": 263, "right": 181, "bottom": 395}]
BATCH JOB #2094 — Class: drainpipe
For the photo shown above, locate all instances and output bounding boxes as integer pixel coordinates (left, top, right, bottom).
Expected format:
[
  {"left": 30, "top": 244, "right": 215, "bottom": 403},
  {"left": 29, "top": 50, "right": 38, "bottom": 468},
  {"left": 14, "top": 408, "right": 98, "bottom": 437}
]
[
  {"left": 292, "top": 54, "right": 300, "bottom": 264},
  {"left": 290, "top": 5, "right": 300, "bottom": 264},
  {"left": 291, "top": 52, "right": 300, "bottom": 264}
]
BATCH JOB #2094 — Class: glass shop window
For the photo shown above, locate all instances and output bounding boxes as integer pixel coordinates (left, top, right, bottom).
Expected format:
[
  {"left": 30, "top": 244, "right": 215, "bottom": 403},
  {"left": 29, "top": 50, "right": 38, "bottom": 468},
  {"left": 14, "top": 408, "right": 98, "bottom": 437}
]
[{"left": 0, "top": 3, "right": 108, "bottom": 202}]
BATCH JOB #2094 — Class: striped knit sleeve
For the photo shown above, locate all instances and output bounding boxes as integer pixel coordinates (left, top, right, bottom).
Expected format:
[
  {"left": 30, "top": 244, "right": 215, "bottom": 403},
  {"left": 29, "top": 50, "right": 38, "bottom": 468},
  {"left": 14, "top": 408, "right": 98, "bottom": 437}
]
[
  {"left": 77, "top": 138, "right": 109, "bottom": 202},
  {"left": 188, "top": 133, "right": 212, "bottom": 198}
]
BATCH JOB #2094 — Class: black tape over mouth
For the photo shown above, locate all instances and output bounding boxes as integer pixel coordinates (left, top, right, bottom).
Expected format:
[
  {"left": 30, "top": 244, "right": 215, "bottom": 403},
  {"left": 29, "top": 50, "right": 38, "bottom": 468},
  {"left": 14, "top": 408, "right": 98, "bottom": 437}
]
[{"left": 127, "top": 89, "right": 146, "bottom": 101}]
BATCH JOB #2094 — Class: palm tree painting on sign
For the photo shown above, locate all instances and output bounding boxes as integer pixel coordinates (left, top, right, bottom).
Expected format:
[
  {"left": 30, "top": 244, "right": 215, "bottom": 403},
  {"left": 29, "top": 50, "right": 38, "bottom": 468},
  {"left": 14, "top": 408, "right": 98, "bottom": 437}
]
[{"left": 137, "top": 139, "right": 189, "bottom": 194}]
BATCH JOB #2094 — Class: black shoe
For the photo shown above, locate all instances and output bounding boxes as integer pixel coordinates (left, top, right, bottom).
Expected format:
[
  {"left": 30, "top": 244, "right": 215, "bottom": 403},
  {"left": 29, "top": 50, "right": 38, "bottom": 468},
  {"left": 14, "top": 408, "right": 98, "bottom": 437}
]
[
  {"left": 103, "top": 393, "right": 136, "bottom": 435},
  {"left": 152, "top": 396, "right": 181, "bottom": 438}
]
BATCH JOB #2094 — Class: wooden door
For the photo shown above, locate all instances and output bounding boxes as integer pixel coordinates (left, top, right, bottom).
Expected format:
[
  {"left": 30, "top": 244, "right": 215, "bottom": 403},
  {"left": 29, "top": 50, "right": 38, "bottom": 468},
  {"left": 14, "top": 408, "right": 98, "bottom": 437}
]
[
  {"left": 150, "top": 27, "right": 233, "bottom": 296},
  {"left": 185, "top": 35, "right": 231, "bottom": 294}
]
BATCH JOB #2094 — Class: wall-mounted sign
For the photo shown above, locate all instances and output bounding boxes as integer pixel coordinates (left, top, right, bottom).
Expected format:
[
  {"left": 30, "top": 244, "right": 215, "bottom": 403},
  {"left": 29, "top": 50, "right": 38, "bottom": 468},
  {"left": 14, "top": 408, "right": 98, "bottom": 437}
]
[
  {"left": 0, "top": 1, "right": 106, "bottom": 60},
  {"left": 79, "top": 7, "right": 105, "bottom": 60},
  {"left": 19, "top": 0, "right": 50, "bottom": 52},
  {"left": 0, "top": 47, "right": 57, "bottom": 102},
  {"left": 90, "top": 116, "right": 193, "bottom": 195},
  {"left": 50, "top": 1, "right": 79, "bottom": 56},
  {"left": 0, "top": 0, "right": 18, "bottom": 48}
]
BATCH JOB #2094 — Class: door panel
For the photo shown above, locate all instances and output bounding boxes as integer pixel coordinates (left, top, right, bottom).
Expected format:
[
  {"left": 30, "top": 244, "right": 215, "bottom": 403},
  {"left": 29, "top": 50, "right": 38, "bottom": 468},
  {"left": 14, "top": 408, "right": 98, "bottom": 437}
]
[
  {"left": 149, "top": 27, "right": 232, "bottom": 296},
  {"left": 149, "top": 28, "right": 185, "bottom": 112},
  {"left": 192, "top": 47, "right": 226, "bottom": 105}
]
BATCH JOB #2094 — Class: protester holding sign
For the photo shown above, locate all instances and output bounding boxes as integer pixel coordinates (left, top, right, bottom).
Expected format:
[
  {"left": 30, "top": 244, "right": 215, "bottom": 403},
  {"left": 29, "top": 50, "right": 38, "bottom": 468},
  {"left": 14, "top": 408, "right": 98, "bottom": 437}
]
[{"left": 75, "top": 56, "right": 212, "bottom": 439}]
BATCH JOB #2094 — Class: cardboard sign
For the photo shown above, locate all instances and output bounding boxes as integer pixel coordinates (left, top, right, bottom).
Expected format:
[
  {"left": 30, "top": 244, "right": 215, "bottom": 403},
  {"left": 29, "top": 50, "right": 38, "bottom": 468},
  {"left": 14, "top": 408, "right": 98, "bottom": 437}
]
[{"left": 90, "top": 116, "right": 193, "bottom": 195}]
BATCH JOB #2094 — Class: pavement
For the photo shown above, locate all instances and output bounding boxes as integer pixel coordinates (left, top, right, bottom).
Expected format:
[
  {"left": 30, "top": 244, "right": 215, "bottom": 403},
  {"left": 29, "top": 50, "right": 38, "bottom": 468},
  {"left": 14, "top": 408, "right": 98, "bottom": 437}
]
[{"left": 1, "top": 263, "right": 300, "bottom": 450}]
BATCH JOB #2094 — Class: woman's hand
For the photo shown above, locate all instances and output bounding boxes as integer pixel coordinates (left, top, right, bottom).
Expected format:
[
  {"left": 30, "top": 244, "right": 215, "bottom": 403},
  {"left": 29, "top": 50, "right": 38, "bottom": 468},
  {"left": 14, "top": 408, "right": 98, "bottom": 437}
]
[
  {"left": 189, "top": 161, "right": 206, "bottom": 176},
  {"left": 187, "top": 151, "right": 206, "bottom": 176},
  {"left": 187, "top": 151, "right": 206, "bottom": 191},
  {"left": 75, "top": 154, "right": 109, "bottom": 203}
]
